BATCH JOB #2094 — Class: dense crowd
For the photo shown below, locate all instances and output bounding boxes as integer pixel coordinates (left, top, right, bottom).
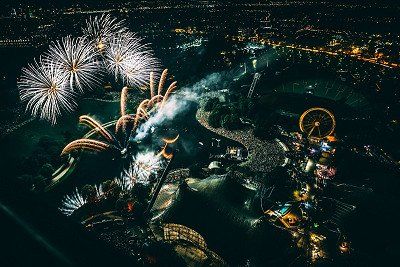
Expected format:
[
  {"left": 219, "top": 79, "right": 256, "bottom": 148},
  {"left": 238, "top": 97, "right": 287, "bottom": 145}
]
[{"left": 197, "top": 109, "right": 286, "bottom": 172}]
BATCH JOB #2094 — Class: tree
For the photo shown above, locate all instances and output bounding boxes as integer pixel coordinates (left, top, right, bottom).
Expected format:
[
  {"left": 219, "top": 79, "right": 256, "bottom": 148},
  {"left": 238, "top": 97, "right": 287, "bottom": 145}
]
[
  {"left": 253, "top": 112, "right": 279, "bottom": 140},
  {"left": 17, "top": 174, "right": 33, "bottom": 188},
  {"left": 221, "top": 113, "right": 241, "bottom": 130},
  {"left": 39, "top": 163, "right": 54, "bottom": 179},
  {"left": 208, "top": 104, "right": 230, "bottom": 128},
  {"left": 189, "top": 163, "right": 203, "bottom": 177},
  {"left": 81, "top": 184, "right": 96, "bottom": 200},
  {"left": 208, "top": 109, "right": 222, "bottom": 127},
  {"left": 38, "top": 135, "right": 58, "bottom": 149},
  {"left": 115, "top": 197, "right": 126, "bottom": 211},
  {"left": 204, "top": 97, "right": 220, "bottom": 111},
  {"left": 33, "top": 175, "right": 47, "bottom": 192},
  {"left": 132, "top": 183, "right": 151, "bottom": 202},
  {"left": 238, "top": 96, "right": 253, "bottom": 116}
]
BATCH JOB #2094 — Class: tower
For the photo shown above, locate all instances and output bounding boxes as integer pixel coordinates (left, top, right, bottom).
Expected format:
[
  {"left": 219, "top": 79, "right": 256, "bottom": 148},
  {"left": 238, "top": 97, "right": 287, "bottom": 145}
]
[{"left": 247, "top": 72, "right": 261, "bottom": 98}]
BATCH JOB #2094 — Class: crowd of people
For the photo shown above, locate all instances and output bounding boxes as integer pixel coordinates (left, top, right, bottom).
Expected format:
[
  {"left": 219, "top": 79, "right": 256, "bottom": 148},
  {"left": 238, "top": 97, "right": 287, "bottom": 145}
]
[{"left": 197, "top": 109, "right": 286, "bottom": 172}]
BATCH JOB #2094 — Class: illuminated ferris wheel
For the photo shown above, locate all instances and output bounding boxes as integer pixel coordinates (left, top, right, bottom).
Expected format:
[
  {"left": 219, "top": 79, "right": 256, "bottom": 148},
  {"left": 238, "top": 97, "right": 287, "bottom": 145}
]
[{"left": 299, "top": 107, "right": 336, "bottom": 139}]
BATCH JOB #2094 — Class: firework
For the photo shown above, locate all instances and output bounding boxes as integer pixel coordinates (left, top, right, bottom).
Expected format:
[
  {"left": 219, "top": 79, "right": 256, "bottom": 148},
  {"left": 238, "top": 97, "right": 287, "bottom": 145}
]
[
  {"left": 150, "top": 71, "right": 155, "bottom": 98},
  {"left": 120, "top": 86, "right": 128, "bottom": 116},
  {"left": 61, "top": 138, "right": 112, "bottom": 155},
  {"left": 163, "top": 134, "right": 180, "bottom": 144},
  {"left": 134, "top": 99, "right": 150, "bottom": 126},
  {"left": 129, "top": 69, "right": 179, "bottom": 141},
  {"left": 114, "top": 175, "right": 131, "bottom": 191},
  {"left": 104, "top": 32, "right": 159, "bottom": 87},
  {"left": 79, "top": 115, "right": 118, "bottom": 144},
  {"left": 62, "top": 115, "right": 126, "bottom": 156},
  {"left": 82, "top": 13, "right": 128, "bottom": 50},
  {"left": 18, "top": 59, "right": 77, "bottom": 124},
  {"left": 121, "top": 152, "right": 162, "bottom": 188},
  {"left": 95, "top": 183, "right": 105, "bottom": 198},
  {"left": 148, "top": 95, "right": 164, "bottom": 109},
  {"left": 115, "top": 114, "right": 135, "bottom": 133},
  {"left": 158, "top": 69, "right": 168, "bottom": 95},
  {"left": 45, "top": 36, "right": 102, "bottom": 93},
  {"left": 134, "top": 152, "right": 163, "bottom": 183},
  {"left": 59, "top": 188, "right": 87, "bottom": 216},
  {"left": 117, "top": 171, "right": 135, "bottom": 191},
  {"left": 161, "top": 81, "right": 178, "bottom": 107},
  {"left": 60, "top": 69, "right": 179, "bottom": 160}
]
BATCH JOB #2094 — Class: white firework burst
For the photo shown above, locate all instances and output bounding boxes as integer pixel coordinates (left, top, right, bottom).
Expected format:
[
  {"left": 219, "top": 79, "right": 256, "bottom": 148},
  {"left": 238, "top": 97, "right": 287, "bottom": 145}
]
[
  {"left": 116, "top": 173, "right": 135, "bottom": 191},
  {"left": 95, "top": 183, "right": 105, "bottom": 198},
  {"left": 82, "top": 13, "right": 128, "bottom": 50},
  {"left": 120, "top": 151, "right": 162, "bottom": 189},
  {"left": 59, "top": 188, "right": 87, "bottom": 216},
  {"left": 104, "top": 32, "right": 159, "bottom": 87},
  {"left": 18, "top": 58, "right": 77, "bottom": 124},
  {"left": 45, "top": 36, "right": 102, "bottom": 93},
  {"left": 134, "top": 152, "right": 163, "bottom": 182}
]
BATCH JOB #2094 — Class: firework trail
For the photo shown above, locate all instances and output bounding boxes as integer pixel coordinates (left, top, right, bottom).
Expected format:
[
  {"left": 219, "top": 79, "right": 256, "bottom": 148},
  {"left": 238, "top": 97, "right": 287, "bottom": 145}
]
[
  {"left": 150, "top": 71, "right": 155, "bottom": 98},
  {"left": 120, "top": 86, "right": 128, "bottom": 116},
  {"left": 18, "top": 59, "right": 77, "bottom": 124},
  {"left": 60, "top": 69, "right": 179, "bottom": 159},
  {"left": 161, "top": 81, "right": 178, "bottom": 107},
  {"left": 157, "top": 136, "right": 178, "bottom": 160},
  {"left": 132, "top": 69, "right": 180, "bottom": 141},
  {"left": 59, "top": 188, "right": 87, "bottom": 216},
  {"left": 61, "top": 138, "right": 111, "bottom": 155},
  {"left": 61, "top": 114, "right": 127, "bottom": 156},
  {"left": 158, "top": 69, "right": 168, "bottom": 95},
  {"left": 163, "top": 135, "right": 180, "bottom": 144},
  {"left": 130, "top": 101, "right": 148, "bottom": 129},
  {"left": 79, "top": 115, "right": 118, "bottom": 144},
  {"left": 148, "top": 95, "right": 164, "bottom": 109},
  {"left": 45, "top": 36, "right": 101, "bottom": 93},
  {"left": 115, "top": 114, "right": 135, "bottom": 133},
  {"left": 104, "top": 32, "right": 159, "bottom": 87},
  {"left": 135, "top": 99, "right": 150, "bottom": 123},
  {"left": 82, "top": 13, "right": 128, "bottom": 50},
  {"left": 158, "top": 143, "right": 174, "bottom": 159}
]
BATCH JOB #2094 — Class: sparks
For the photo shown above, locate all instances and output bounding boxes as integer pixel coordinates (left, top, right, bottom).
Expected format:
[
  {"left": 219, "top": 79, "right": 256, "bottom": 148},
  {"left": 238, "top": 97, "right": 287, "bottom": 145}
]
[
  {"left": 59, "top": 188, "right": 87, "bottom": 216},
  {"left": 45, "top": 36, "right": 102, "bottom": 93},
  {"left": 104, "top": 31, "right": 159, "bottom": 87},
  {"left": 82, "top": 13, "right": 128, "bottom": 51},
  {"left": 18, "top": 58, "right": 77, "bottom": 124}
]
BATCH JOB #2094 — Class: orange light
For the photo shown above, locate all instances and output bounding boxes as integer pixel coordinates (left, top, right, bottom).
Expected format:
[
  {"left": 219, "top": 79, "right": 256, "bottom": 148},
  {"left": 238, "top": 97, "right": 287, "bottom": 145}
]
[{"left": 127, "top": 201, "right": 134, "bottom": 212}]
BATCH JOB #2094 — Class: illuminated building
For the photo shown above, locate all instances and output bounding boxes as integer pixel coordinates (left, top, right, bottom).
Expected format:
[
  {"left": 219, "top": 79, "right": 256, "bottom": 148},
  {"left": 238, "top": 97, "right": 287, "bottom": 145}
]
[
  {"left": 265, "top": 203, "right": 302, "bottom": 229},
  {"left": 226, "top": 146, "right": 245, "bottom": 161}
]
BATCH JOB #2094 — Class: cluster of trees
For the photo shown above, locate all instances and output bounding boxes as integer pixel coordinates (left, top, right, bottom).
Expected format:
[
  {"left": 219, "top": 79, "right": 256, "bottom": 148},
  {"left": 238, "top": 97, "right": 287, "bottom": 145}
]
[
  {"left": 205, "top": 96, "right": 255, "bottom": 130},
  {"left": 16, "top": 135, "right": 65, "bottom": 192},
  {"left": 253, "top": 114, "right": 281, "bottom": 140},
  {"left": 204, "top": 94, "right": 288, "bottom": 141}
]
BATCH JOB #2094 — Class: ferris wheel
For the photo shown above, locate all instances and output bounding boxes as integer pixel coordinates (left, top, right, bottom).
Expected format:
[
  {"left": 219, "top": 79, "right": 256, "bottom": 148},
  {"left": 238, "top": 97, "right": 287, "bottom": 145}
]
[{"left": 299, "top": 107, "right": 336, "bottom": 139}]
